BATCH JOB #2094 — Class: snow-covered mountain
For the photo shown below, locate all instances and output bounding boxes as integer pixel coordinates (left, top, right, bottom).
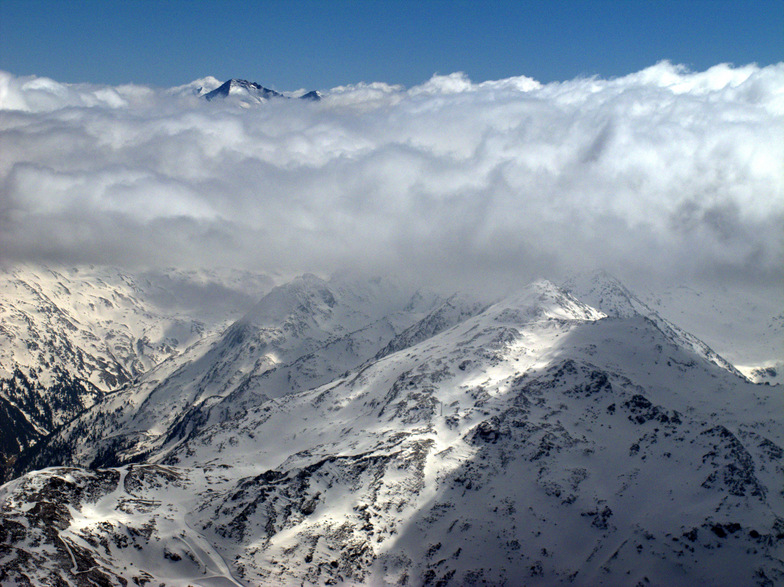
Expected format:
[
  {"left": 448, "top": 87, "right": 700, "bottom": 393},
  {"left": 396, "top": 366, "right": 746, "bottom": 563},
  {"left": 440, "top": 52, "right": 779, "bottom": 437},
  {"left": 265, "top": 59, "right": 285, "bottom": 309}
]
[
  {"left": 561, "top": 271, "right": 745, "bottom": 377},
  {"left": 13, "top": 273, "right": 465, "bottom": 472},
  {"left": 204, "top": 78, "right": 321, "bottom": 104},
  {"left": 204, "top": 79, "right": 285, "bottom": 103},
  {"left": 637, "top": 282, "right": 784, "bottom": 385},
  {"left": 0, "top": 264, "right": 272, "bottom": 476},
  {"left": 1, "top": 274, "right": 781, "bottom": 585}
]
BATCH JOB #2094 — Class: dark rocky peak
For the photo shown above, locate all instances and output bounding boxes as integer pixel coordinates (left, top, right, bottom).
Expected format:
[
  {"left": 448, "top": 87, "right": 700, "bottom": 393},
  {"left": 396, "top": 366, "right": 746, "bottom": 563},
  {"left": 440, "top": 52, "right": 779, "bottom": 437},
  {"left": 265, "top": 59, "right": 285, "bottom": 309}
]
[
  {"left": 204, "top": 79, "right": 321, "bottom": 103},
  {"left": 204, "top": 79, "right": 284, "bottom": 101},
  {"left": 299, "top": 90, "right": 322, "bottom": 101}
]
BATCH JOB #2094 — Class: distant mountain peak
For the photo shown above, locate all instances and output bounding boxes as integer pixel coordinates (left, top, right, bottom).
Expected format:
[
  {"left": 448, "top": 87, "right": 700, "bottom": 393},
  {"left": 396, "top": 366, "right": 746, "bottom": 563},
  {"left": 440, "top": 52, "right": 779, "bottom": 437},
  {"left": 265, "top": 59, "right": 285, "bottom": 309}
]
[
  {"left": 299, "top": 89, "right": 322, "bottom": 101},
  {"left": 204, "top": 78, "right": 283, "bottom": 102},
  {"left": 204, "top": 79, "right": 321, "bottom": 103}
]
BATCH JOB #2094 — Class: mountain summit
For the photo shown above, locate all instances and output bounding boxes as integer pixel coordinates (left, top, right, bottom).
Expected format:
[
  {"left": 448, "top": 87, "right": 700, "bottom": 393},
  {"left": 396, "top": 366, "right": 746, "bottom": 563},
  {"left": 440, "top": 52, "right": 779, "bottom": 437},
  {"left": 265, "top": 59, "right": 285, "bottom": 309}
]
[
  {"left": 204, "top": 79, "right": 284, "bottom": 102},
  {"left": 204, "top": 79, "right": 321, "bottom": 103}
]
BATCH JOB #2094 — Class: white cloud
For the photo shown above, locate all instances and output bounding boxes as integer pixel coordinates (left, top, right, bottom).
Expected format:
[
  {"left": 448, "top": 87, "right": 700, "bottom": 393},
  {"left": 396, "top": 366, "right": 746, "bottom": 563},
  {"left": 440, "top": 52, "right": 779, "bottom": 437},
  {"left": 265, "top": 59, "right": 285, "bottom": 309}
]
[{"left": 0, "top": 62, "right": 782, "bottom": 292}]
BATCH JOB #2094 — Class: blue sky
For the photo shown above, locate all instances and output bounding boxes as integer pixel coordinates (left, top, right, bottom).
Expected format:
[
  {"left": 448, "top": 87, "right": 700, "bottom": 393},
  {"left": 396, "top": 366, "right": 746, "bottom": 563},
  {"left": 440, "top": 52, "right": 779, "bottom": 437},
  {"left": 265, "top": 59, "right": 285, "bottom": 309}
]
[
  {"left": 0, "top": 0, "right": 784, "bottom": 89},
  {"left": 0, "top": 0, "right": 782, "bottom": 89}
]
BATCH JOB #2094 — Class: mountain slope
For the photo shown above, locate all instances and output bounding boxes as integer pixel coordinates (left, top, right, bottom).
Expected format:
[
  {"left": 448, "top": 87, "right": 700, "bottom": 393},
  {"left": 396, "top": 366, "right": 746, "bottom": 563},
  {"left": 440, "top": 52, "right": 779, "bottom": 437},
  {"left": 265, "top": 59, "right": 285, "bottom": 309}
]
[
  {"left": 638, "top": 281, "right": 784, "bottom": 385},
  {"left": 2, "top": 278, "right": 781, "bottom": 585},
  {"left": 561, "top": 271, "right": 745, "bottom": 377},
  {"left": 15, "top": 273, "right": 454, "bottom": 472},
  {"left": 0, "top": 264, "right": 271, "bottom": 478}
]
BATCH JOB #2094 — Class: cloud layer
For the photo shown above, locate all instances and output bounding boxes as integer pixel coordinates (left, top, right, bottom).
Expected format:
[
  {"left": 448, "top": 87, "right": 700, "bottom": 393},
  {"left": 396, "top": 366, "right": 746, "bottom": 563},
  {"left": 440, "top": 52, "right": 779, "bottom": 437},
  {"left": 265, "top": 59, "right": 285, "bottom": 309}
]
[{"left": 1, "top": 62, "right": 782, "bottom": 292}]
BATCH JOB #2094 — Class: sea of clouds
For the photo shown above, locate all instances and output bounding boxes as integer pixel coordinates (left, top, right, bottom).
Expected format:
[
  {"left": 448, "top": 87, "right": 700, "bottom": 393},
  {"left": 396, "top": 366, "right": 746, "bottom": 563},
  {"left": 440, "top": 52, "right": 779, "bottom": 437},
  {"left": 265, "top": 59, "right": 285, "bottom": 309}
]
[{"left": 0, "top": 62, "right": 782, "bottom": 293}]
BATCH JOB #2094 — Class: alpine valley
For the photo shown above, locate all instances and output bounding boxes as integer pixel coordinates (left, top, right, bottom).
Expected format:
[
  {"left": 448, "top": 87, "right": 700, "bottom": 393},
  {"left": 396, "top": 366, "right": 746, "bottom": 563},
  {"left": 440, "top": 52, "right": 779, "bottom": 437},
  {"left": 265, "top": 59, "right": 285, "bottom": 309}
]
[{"left": 0, "top": 265, "right": 781, "bottom": 586}]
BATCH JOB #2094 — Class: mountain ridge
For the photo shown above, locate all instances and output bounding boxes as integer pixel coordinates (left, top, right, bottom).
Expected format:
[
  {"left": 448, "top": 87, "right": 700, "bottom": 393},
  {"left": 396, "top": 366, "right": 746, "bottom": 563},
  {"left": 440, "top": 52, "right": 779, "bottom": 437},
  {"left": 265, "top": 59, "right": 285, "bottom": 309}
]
[
  {"left": 0, "top": 264, "right": 273, "bottom": 478},
  {"left": 2, "top": 274, "right": 780, "bottom": 585}
]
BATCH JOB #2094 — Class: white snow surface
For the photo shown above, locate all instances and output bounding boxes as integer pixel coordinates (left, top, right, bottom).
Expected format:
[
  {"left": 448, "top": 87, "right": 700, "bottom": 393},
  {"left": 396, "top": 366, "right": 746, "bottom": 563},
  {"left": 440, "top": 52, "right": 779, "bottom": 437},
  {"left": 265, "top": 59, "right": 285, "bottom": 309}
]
[
  {"left": 0, "top": 264, "right": 272, "bottom": 435},
  {"left": 0, "top": 273, "right": 782, "bottom": 586},
  {"left": 637, "top": 281, "right": 783, "bottom": 385}
]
